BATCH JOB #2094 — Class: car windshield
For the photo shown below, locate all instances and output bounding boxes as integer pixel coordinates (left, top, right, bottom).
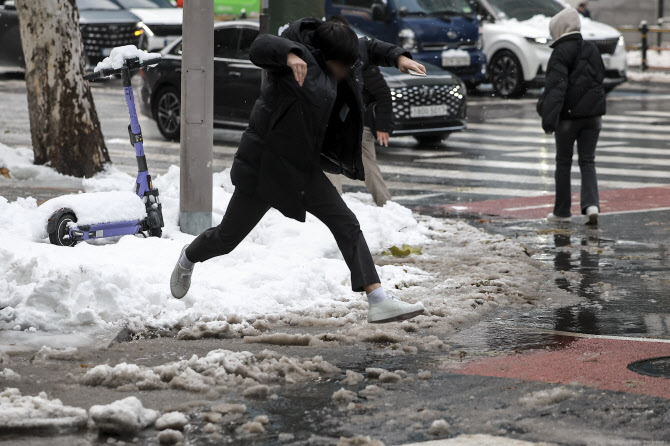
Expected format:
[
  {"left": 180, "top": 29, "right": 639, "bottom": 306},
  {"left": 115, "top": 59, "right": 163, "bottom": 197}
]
[
  {"left": 76, "top": 0, "right": 121, "bottom": 10},
  {"left": 485, "top": 0, "right": 565, "bottom": 21},
  {"left": 113, "top": 0, "right": 175, "bottom": 8},
  {"left": 395, "top": 0, "right": 474, "bottom": 15}
]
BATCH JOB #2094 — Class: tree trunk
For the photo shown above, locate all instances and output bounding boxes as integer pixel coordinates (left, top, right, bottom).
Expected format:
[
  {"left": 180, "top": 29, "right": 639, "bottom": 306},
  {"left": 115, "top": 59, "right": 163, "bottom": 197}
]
[{"left": 15, "top": 0, "right": 110, "bottom": 178}]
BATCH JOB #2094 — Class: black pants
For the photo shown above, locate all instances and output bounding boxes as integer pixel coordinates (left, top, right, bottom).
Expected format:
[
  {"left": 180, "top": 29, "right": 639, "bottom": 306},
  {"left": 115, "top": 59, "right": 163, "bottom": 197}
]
[
  {"left": 185, "top": 170, "right": 380, "bottom": 292},
  {"left": 554, "top": 116, "right": 602, "bottom": 217}
]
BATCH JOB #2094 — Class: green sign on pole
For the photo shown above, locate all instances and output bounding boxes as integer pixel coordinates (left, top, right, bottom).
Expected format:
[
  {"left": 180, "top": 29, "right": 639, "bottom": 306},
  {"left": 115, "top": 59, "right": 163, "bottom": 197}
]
[
  {"left": 213, "top": 0, "right": 261, "bottom": 18},
  {"left": 269, "top": 0, "right": 325, "bottom": 35}
]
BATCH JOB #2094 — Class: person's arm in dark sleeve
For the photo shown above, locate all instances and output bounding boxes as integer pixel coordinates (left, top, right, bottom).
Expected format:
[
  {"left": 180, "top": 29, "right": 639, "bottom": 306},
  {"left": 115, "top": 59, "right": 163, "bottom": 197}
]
[
  {"left": 363, "top": 67, "right": 394, "bottom": 133},
  {"left": 540, "top": 48, "right": 570, "bottom": 133},
  {"left": 361, "top": 36, "right": 411, "bottom": 68},
  {"left": 249, "top": 34, "right": 305, "bottom": 71}
]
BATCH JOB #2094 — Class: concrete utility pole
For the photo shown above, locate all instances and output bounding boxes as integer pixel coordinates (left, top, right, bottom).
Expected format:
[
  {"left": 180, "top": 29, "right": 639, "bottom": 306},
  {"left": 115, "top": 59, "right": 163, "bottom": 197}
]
[
  {"left": 179, "top": 0, "right": 214, "bottom": 235},
  {"left": 269, "top": 0, "right": 325, "bottom": 36}
]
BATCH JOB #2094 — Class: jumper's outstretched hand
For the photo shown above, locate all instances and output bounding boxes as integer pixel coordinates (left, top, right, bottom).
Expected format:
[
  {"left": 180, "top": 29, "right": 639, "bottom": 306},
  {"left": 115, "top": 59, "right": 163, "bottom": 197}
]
[
  {"left": 377, "top": 131, "right": 389, "bottom": 147},
  {"left": 397, "top": 56, "right": 426, "bottom": 75},
  {"left": 287, "top": 52, "right": 307, "bottom": 87}
]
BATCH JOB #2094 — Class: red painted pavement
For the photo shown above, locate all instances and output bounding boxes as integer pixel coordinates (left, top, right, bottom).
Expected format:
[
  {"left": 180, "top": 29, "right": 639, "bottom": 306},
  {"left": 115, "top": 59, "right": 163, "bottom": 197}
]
[
  {"left": 441, "top": 186, "right": 670, "bottom": 219},
  {"left": 453, "top": 337, "right": 670, "bottom": 399}
]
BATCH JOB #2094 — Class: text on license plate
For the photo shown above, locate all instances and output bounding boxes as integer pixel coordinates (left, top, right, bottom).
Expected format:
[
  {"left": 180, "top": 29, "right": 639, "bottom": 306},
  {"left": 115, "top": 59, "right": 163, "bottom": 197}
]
[
  {"left": 410, "top": 105, "right": 448, "bottom": 118},
  {"left": 441, "top": 52, "right": 470, "bottom": 67}
]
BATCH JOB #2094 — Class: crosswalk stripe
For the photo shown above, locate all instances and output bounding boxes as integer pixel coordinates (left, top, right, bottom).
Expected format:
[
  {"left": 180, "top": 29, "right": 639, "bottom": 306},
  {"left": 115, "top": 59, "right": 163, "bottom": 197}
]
[
  {"left": 506, "top": 150, "right": 670, "bottom": 166},
  {"left": 491, "top": 115, "right": 669, "bottom": 125},
  {"left": 483, "top": 117, "right": 670, "bottom": 133},
  {"left": 379, "top": 163, "right": 665, "bottom": 189},
  {"left": 466, "top": 122, "right": 670, "bottom": 140},
  {"left": 628, "top": 110, "right": 670, "bottom": 118},
  {"left": 418, "top": 156, "right": 670, "bottom": 179}
]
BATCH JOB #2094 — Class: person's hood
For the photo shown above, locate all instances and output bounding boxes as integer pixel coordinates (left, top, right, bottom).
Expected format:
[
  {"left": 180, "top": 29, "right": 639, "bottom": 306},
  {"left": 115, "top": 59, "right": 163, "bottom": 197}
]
[
  {"left": 280, "top": 17, "right": 322, "bottom": 49},
  {"left": 549, "top": 7, "right": 581, "bottom": 41}
]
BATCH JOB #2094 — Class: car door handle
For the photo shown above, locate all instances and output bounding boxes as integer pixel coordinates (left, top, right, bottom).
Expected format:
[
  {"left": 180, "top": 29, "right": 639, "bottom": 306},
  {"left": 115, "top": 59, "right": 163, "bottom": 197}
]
[{"left": 229, "top": 71, "right": 242, "bottom": 78}]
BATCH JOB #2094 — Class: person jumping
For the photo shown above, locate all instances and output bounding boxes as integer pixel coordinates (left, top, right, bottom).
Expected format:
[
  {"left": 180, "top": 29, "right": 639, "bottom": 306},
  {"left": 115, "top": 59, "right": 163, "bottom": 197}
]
[{"left": 171, "top": 18, "right": 427, "bottom": 323}]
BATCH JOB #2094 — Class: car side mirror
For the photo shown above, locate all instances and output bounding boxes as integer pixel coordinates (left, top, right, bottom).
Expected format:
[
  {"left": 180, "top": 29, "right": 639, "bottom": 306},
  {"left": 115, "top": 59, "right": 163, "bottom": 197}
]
[
  {"left": 4, "top": 0, "right": 16, "bottom": 10},
  {"left": 371, "top": 3, "right": 387, "bottom": 21}
]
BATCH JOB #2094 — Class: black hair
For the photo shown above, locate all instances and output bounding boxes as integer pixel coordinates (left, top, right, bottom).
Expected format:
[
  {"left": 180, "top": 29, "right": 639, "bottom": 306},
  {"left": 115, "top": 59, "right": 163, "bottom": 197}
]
[
  {"left": 312, "top": 20, "right": 359, "bottom": 67},
  {"left": 326, "top": 15, "right": 351, "bottom": 27}
]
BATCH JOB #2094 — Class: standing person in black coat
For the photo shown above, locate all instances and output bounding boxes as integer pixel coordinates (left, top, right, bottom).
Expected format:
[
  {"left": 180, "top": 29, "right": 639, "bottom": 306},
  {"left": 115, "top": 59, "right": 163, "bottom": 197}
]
[
  {"left": 326, "top": 16, "right": 393, "bottom": 206},
  {"left": 171, "top": 18, "right": 428, "bottom": 324},
  {"left": 537, "top": 7, "right": 606, "bottom": 225}
]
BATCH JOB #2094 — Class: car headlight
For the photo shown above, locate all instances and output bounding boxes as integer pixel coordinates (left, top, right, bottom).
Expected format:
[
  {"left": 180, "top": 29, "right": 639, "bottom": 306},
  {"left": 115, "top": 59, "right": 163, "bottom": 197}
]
[
  {"left": 398, "top": 28, "right": 418, "bottom": 53},
  {"left": 525, "top": 37, "right": 550, "bottom": 45},
  {"left": 618, "top": 35, "right": 625, "bottom": 47},
  {"left": 476, "top": 25, "right": 484, "bottom": 50},
  {"left": 139, "top": 21, "right": 154, "bottom": 37}
]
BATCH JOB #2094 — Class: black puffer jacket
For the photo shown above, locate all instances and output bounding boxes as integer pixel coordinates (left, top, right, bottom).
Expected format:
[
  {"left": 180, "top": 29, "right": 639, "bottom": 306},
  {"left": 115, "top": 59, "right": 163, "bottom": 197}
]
[
  {"left": 362, "top": 63, "right": 394, "bottom": 134},
  {"left": 230, "top": 18, "right": 409, "bottom": 221},
  {"left": 537, "top": 33, "right": 606, "bottom": 133}
]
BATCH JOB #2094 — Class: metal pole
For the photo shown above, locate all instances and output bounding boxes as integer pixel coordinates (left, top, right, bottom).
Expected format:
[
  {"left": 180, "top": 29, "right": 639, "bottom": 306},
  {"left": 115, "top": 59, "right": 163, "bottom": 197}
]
[
  {"left": 640, "top": 20, "right": 649, "bottom": 72},
  {"left": 658, "top": 0, "right": 665, "bottom": 48},
  {"left": 179, "top": 0, "right": 214, "bottom": 235}
]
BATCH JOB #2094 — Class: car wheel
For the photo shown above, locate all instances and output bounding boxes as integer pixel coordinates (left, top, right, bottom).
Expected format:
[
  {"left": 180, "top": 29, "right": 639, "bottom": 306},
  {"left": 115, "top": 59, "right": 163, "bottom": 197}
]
[
  {"left": 414, "top": 133, "right": 450, "bottom": 146},
  {"left": 154, "top": 86, "right": 181, "bottom": 141},
  {"left": 490, "top": 50, "right": 526, "bottom": 98}
]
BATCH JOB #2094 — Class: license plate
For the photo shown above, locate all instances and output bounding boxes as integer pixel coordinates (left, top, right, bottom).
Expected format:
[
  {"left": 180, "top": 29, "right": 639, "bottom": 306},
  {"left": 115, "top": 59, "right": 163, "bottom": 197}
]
[
  {"left": 410, "top": 105, "right": 448, "bottom": 118},
  {"left": 441, "top": 50, "right": 470, "bottom": 67},
  {"left": 101, "top": 48, "right": 113, "bottom": 56}
]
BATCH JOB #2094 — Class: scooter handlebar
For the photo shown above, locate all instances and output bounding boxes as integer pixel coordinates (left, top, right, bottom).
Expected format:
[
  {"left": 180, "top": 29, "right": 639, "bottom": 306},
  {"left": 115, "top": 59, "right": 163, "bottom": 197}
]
[{"left": 83, "top": 57, "right": 161, "bottom": 81}]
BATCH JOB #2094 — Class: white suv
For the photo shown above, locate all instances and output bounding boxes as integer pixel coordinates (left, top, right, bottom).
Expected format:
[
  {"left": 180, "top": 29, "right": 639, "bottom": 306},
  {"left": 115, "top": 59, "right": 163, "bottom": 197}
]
[{"left": 471, "top": 0, "right": 627, "bottom": 97}]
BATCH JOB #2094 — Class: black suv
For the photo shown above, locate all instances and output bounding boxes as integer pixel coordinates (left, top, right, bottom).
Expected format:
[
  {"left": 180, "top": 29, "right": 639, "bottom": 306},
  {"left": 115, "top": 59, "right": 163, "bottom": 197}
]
[
  {"left": 0, "top": 0, "right": 145, "bottom": 69},
  {"left": 140, "top": 21, "right": 467, "bottom": 144}
]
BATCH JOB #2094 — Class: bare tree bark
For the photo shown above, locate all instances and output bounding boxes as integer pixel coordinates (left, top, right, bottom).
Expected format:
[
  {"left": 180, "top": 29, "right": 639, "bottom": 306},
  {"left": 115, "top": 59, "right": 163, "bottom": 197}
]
[{"left": 15, "top": 0, "right": 110, "bottom": 178}]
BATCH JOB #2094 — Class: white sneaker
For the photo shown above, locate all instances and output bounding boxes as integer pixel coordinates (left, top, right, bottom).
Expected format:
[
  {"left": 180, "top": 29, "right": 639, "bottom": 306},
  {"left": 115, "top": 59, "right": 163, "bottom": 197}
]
[
  {"left": 585, "top": 206, "right": 599, "bottom": 226},
  {"left": 546, "top": 213, "right": 571, "bottom": 223},
  {"left": 368, "top": 294, "right": 425, "bottom": 324},
  {"left": 170, "top": 245, "right": 193, "bottom": 299}
]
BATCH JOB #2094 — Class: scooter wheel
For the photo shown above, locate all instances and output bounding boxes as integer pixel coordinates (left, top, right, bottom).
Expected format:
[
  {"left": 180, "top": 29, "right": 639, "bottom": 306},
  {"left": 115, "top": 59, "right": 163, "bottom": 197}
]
[
  {"left": 48, "top": 212, "right": 78, "bottom": 247},
  {"left": 149, "top": 228, "right": 162, "bottom": 238}
]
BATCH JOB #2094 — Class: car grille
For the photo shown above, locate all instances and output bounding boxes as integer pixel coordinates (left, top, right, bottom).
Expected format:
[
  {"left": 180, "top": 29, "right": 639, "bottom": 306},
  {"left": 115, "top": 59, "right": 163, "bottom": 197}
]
[
  {"left": 148, "top": 24, "right": 182, "bottom": 37},
  {"left": 589, "top": 38, "right": 618, "bottom": 55},
  {"left": 80, "top": 23, "right": 141, "bottom": 65},
  {"left": 391, "top": 84, "right": 465, "bottom": 121}
]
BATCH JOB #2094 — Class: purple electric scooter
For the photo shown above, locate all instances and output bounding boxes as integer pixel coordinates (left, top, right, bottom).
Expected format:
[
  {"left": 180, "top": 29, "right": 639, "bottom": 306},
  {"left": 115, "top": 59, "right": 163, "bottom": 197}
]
[{"left": 46, "top": 56, "right": 164, "bottom": 246}]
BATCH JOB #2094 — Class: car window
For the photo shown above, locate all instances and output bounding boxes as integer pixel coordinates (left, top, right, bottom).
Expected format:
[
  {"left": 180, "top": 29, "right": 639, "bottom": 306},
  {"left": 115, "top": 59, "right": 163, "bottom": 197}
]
[
  {"left": 214, "top": 28, "right": 240, "bottom": 59},
  {"left": 485, "top": 0, "right": 564, "bottom": 21},
  {"left": 347, "top": 0, "right": 375, "bottom": 7},
  {"left": 237, "top": 27, "right": 258, "bottom": 60}
]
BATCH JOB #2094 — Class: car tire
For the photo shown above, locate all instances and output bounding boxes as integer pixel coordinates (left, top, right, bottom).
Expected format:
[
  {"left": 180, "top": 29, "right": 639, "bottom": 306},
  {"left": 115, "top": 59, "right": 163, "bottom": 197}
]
[
  {"left": 154, "top": 86, "right": 181, "bottom": 141},
  {"left": 414, "top": 133, "right": 450, "bottom": 146},
  {"left": 490, "top": 50, "right": 527, "bottom": 98}
]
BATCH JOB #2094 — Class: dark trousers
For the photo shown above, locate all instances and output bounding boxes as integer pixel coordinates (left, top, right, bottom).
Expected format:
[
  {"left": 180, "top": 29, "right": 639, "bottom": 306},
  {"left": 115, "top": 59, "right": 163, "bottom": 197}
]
[
  {"left": 553, "top": 116, "right": 602, "bottom": 217},
  {"left": 185, "top": 170, "right": 380, "bottom": 292}
]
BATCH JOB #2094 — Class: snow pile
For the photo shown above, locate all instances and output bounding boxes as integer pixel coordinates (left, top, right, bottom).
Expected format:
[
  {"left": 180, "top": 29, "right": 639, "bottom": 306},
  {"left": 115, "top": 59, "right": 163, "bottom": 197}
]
[
  {"left": 428, "top": 419, "right": 451, "bottom": 436},
  {"left": 81, "top": 349, "right": 340, "bottom": 393},
  {"left": 0, "top": 368, "right": 20, "bottom": 380},
  {"left": 155, "top": 411, "right": 188, "bottom": 430},
  {"left": 519, "top": 386, "right": 578, "bottom": 407},
  {"left": 32, "top": 346, "right": 80, "bottom": 362},
  {"left": 0, "top": 143, "right": 441, "bottom": 334},
  {"left": 0, "top": 388, "right": 87, "bottom": 431},
  {"left": 94, "top": 45, "right": 160, "bottom": 73},
  {"left": 34, "top": 190, "right": 147, "bottom": 232},
  {"left": 89, "top": 396, "right": 158, "bottom": 434}
]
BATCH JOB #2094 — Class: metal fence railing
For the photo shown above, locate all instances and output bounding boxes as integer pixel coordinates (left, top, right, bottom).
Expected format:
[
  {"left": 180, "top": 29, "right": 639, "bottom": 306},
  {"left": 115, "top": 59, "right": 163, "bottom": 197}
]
[{"left": 618, "top": 20, "right": 670, "bottom": 71}]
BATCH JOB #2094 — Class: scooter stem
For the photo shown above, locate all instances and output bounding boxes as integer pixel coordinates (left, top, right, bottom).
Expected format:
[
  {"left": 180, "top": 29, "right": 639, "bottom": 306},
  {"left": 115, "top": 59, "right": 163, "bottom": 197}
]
[{"left": 122, "top": 64, "right": 151, "bottom": 197}]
